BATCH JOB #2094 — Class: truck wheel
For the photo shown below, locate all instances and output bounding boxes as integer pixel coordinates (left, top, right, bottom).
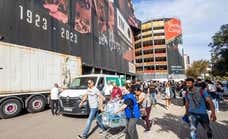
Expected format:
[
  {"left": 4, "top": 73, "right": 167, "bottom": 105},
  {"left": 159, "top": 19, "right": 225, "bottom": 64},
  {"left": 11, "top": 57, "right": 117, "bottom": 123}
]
[
  {"left": 27, "top": 96, "right": 46, "bottom": 113},
  {"left": 0, "top": 99, "right": 22, "bottom": 119}
]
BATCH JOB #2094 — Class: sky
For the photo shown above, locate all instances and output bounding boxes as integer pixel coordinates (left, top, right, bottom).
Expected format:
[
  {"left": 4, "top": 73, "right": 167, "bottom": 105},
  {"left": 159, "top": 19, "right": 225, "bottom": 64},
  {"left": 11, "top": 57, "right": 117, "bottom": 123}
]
[{"left": 132, "top": 0, "right": 228, "bottom": 62}]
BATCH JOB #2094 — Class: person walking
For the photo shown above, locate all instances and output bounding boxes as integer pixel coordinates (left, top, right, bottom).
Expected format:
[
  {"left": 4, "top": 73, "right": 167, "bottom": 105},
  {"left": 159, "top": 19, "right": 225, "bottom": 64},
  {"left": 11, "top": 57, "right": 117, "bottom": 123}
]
[
  {"left": 184, "top": 78, "right": 216, "bottom": 139},
  {"left": 115, "top": 84, "right": 141, "bottom": 139},
  {"left": 165, "top": 82, "right": 171, "bottom": 109},
  {"left": 149, "top": 83, "right": 157, "bottom": 106},
  {"left": 135, "top": 86, "right": 152, "bottom": 131},
  {"left": 206, "top": 80, "right": 219, "bottom": 112},
  {"left": 50, "top": 83, "right": 60, "bottom": 115},
  {"left": 216, "top": 81, "right": 224, "bottom": 101},
  {"left": 77, "top": 80, "right": 106, "bottom": 139}
]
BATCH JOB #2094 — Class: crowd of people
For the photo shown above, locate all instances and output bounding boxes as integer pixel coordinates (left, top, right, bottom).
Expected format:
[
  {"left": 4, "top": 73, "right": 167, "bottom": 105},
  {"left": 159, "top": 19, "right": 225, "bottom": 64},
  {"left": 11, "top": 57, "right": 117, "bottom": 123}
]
[{"left": 50, "top": 77, "right": 226, "bottom": 139}]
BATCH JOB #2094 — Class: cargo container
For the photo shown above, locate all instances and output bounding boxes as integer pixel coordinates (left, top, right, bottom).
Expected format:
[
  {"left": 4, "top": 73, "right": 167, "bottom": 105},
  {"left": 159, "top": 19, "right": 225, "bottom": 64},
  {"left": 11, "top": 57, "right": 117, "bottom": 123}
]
[{"left": 0, "top": 41, "right": 82, "bottom": 119}]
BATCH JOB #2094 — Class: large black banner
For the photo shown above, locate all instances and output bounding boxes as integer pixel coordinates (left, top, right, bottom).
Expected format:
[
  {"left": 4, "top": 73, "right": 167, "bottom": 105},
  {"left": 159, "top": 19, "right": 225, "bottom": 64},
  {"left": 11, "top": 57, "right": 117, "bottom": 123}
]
[
  {"left": 164, "top": 18, "right": 185, "bottom": 74},
  {"left": 0, "top": 0, "right": 135, "bottom": 74}
]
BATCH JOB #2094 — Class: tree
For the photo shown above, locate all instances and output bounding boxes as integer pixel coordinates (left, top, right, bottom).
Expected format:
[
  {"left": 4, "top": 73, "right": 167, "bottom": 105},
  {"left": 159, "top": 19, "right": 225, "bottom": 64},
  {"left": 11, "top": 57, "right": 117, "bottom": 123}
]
[
  {"left": 209, "top": 24, "right": 228, "bottom": 77},
  {"left": 186, "top": 60, "right": 209, "bottom": 79}
]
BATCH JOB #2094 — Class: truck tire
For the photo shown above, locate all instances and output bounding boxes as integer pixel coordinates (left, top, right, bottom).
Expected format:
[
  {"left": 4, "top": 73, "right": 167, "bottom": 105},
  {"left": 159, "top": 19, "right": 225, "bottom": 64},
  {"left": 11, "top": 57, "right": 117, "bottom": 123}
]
[
  {"left": 27, "top": 96, "right": 46, "bottom": 113},
  {"left": 0, "top": 99, "right": 22, "bottom": 119}
]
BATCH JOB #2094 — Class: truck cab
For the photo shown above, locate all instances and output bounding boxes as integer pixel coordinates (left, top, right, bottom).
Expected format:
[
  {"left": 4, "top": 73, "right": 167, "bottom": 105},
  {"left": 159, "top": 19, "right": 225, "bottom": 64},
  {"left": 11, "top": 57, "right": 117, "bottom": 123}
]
[{"left": 60, "top": 74, "right": 125, "bottom": 115}]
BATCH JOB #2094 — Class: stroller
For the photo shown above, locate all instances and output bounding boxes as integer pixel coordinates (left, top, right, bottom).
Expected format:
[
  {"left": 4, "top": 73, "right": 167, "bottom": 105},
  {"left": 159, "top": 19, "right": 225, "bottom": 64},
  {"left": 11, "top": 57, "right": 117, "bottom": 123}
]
[{"left": 98, "top": 100, "right": 127, "bottom": 139}]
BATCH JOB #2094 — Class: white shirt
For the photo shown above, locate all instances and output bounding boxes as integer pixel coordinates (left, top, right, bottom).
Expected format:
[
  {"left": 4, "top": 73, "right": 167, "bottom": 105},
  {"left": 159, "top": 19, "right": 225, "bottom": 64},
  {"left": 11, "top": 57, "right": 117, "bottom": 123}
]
[
  {"left": 51, "top": 87, "right": 59, "bottom": 100},
  {"left": 142, "top": 93, "right": 152, "bottom": 108},
  {"left": 86, "top": 87, "right": 100, "bottom": 108}
]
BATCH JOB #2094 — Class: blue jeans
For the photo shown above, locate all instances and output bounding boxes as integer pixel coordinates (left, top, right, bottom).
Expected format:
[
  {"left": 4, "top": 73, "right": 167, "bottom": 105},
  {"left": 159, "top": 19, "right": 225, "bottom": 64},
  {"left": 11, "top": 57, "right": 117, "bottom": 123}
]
[
  {"left": 188, "top": 113, "right": 212, "bottom": 139},
  {"left": 150, "top": 93, "right": 157, "bottom": 105},
  {"left": 212, "top": 99, "right": 219, "bottom": 111},
  {"left": 82, "top": 108, "right": 105, "bottom": 137}
]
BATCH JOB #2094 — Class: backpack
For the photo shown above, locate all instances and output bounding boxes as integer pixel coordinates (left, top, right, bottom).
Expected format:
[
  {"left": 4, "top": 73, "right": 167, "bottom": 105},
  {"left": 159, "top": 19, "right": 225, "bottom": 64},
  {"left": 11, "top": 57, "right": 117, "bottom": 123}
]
[{"left": 185, "top": 89, "right": 210, "bottom": 110}]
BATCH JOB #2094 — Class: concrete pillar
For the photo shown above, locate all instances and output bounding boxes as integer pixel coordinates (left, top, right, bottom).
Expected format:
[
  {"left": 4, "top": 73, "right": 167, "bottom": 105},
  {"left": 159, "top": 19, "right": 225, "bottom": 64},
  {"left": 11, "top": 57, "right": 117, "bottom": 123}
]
[
  {"left": 91, "top": 67, "right": 95, "bottom": 74},
  {"left": 100, "top": 69, "right": 103, "bottom": 74}
]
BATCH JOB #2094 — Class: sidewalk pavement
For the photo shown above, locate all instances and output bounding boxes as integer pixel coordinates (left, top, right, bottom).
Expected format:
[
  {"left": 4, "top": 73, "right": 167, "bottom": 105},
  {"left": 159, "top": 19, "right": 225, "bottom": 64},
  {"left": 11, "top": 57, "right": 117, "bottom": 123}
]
[{"left": 136, "top": 95, "right": 228, "bottom": 139}]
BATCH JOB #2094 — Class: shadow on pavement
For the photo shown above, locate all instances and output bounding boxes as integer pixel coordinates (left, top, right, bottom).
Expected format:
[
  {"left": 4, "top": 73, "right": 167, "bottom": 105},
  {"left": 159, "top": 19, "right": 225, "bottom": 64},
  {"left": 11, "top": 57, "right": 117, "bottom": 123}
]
[
  {"left": 87, "top": 125, "right": 99, "bottom": 138},
  {"left": 154, "top": 113, "right": 228, "bottom": 139},
  {"left": 171, "top": 98, "right": 185, "bottom": 107},
  {"left": 62, "top": 114, "right": 88, "bottom": 119},
  {"left": 153, "top": 113, "right": 189, "bottom": 139},
  {"left": 156, "top": 102, "right": 167, "bottom": 110},
  {"left": 219, "top": 99, "right": 228, "bottom": 112}
]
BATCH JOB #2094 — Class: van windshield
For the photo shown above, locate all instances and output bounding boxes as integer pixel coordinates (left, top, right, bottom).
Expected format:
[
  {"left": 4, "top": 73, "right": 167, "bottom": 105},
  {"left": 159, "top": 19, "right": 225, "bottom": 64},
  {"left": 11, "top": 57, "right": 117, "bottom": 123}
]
[{"left": 69, "top": 77, "right": 97, "bottom": 89}]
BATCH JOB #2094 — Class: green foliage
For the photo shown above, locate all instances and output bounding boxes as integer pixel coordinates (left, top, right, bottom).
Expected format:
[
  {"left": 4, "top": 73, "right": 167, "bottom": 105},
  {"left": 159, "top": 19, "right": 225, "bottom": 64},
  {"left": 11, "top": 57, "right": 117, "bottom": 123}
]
[
  {"left": 209, "top": 24, "right": 228, "bottom": 76},
  {"left": 186, "top": 60, "right": 209, "bottom": 79}
]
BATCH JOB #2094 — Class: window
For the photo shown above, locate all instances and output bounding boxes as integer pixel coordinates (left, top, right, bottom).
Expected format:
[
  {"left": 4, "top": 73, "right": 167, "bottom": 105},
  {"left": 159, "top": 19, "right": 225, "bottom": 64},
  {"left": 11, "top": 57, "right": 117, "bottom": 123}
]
[
  {"left": 144, "top": 66, "right": 154, "bottom": 70},
  {"left": 155, "top": 48, "right": 166, "bottom": 53},
  {"left": 142, "top": 34, "right": 152, "bottom": 38},
  {"left": 135, "top": 43, "right": 142, "bottom": 49},
  {"left": 69, "top": 77, "right": 97, "bottom": 89},
  {"left": 97, "top": 77, "right": 104, "bottom": 91},
  {"left": 154, "top": 39, "right": 165, "bottom": 45},
  {"left": 144, "top": 58, "right": 154, "bottom": 62},
  {"left": 153, "top": 26, "right": 164, "bottom": 30},
  {"left": 142, "top": 28, "right": 151, "bottom": 32},
  {"left": 136, "top": 59, "right": 143, "bottom": 63},
  {"left": 136, "top": 67, "right": 143, "bottom": 71},
  {"left": 143, "top": 40, "right": 153, "bottom": 46},
  {"left": 153, "top": 33, "right": 165, "bottom": 36},
  {"left": 155, "top": 57, "right": 166, "bottom": 61},
  {"left": 135, "top": 51, "right": 142, "bottom": 56},
  {"left": 143, "top": 50, "right": 153, "bottom": 55},
  {"left": 156, "top": 65, "right": 167, "bottom": 70}
]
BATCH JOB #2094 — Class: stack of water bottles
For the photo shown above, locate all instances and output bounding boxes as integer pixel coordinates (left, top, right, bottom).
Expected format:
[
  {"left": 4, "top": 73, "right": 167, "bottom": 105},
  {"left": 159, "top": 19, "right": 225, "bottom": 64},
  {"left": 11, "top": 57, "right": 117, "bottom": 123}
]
[{"left": 101, "top": 99, "right": 127, "bottom": 128}]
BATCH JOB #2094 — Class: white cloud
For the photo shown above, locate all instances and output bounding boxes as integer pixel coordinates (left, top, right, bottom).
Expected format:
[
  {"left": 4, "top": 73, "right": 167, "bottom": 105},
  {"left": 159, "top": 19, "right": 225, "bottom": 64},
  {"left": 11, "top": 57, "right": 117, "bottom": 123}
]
[{"left": 133, "top": 0, "right": 228, "bottom": 61}]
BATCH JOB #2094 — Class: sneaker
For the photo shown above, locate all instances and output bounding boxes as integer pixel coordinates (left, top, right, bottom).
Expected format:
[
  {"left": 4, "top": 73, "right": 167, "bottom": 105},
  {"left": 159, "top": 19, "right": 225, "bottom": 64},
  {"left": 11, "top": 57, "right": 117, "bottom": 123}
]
[{"left": 77, "top": 135, "right": 86, "bottom": 139}]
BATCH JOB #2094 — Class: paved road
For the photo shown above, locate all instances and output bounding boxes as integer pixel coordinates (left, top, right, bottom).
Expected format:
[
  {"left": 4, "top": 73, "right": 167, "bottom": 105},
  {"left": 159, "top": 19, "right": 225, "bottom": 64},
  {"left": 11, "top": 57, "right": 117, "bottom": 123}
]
[{"left": 0, "top": 96, "right": 228, "bottom": 139}]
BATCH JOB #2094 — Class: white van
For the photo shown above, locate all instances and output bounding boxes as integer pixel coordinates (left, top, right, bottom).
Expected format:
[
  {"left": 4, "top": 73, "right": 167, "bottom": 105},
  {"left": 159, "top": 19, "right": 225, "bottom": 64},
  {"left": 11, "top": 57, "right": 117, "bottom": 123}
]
[{"left": 59, "top": 74, "right": 125, "bottom": 115}]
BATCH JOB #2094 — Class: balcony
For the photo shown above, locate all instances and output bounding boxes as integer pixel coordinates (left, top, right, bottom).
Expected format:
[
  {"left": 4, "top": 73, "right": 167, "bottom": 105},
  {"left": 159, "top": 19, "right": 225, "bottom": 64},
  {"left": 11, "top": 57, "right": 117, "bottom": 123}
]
[
  {"left": 155, "top": 70, "right": 168, "bottom": 74},
  {"left": 154, "top": 45, "right": 166, "bottom": 49},
  {"left": 152, "top": 21, "right": 164, "bottom": 27},
  {"left": 135, "top": 63, "right": 144, "bottom": 67},
  {"left": 142, "top": 23, "right": 152, "bottom": 30},
  {"left": 144, "top": 62, "right": 155, "bottom": 66},
  {"left": 136, "top": 70, "right": 144, "bottom": 74},
  {"left": 143, "top": 46, "right": 153, "bottom": 51},
  {"left": 135, "top": 39, "right": 141, "bottom": 44},
  {"left": 144, "top": 70, "right": 155, "bottom": 74},
  {"left": 142, "top": 31, "right": 152, "bottom": 36},
  {"left": 135, "top": 55, "right": 144, "bottom": 59},
  {"left": 153, "top": 36, "right": 165, "bottom": 40},
  {"left": 135, "top": 47, "right": 142, "bottom": 52},
  {"left": 136, "top": 70, "right": 168, "bottom": 74},
  {"left": 155, "top": 53, "right": 166, "bottom": 57},
  {"left": 153, "top": 29, "right": 165, "bottom": 33},
  {"left": 154, "top": 61, "right": 167, "bottom": 65},
  {"left": 142, "top": 37, "right": 152, "bottom": 42},
  {"left": 143, "top": 54, "right": 154, "bottom": 58}
]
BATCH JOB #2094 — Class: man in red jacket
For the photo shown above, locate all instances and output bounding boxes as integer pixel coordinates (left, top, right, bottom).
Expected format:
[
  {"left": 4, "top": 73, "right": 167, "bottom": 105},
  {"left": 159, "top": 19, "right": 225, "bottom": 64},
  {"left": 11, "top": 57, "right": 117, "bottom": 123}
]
[{"left": 111, "top": 82, "right": 122, "bottom": 100}]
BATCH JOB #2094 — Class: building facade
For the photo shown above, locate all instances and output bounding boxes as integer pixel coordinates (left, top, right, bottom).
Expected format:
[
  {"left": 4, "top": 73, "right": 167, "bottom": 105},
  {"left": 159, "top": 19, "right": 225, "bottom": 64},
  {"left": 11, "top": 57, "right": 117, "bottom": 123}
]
[
  {"left": 134, "top": 18, "right": 185, "bottom": 81},
  {"left": 0, "top": 0, "right": 140, "bottom": 79}
]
